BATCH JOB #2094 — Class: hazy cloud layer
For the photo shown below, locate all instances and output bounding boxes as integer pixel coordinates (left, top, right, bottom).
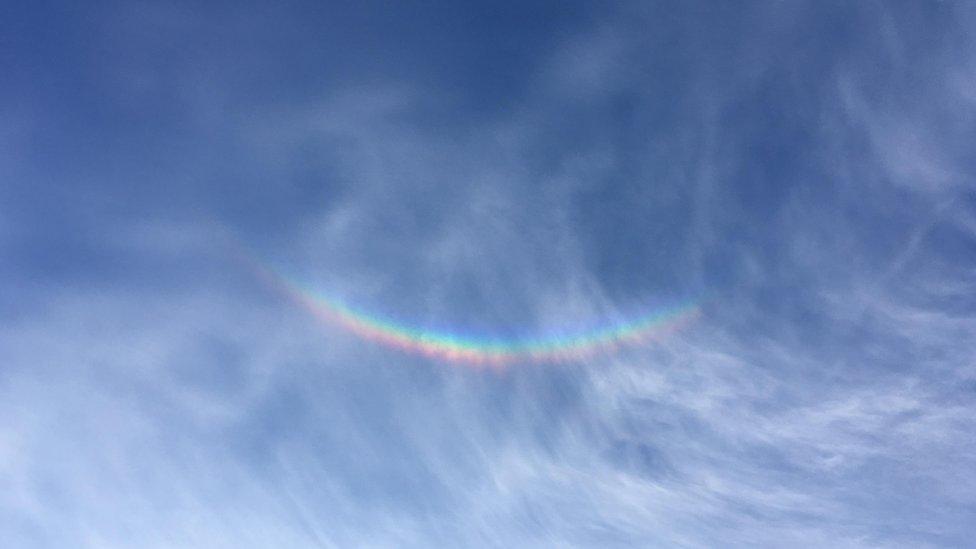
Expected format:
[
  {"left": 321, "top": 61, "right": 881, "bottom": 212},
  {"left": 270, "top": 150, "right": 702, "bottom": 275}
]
[{"left": 3, "top": 2, "right": 976, "bottom": 547}]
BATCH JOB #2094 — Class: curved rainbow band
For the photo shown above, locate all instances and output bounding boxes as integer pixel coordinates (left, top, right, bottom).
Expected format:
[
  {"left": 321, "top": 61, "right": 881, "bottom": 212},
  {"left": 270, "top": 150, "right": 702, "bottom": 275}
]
[
  {"left": 251, "top": 261, "right": 700, "bottom": 367},
  {"left": 297, "top": 290, "right": 699, "bottom": 366}
]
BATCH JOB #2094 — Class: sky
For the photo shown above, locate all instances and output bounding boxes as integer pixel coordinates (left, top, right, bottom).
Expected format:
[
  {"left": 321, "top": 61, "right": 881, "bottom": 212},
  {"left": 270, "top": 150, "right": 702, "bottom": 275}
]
[{"left": 2, "top": 1, "right": 976, "bottom": 547}]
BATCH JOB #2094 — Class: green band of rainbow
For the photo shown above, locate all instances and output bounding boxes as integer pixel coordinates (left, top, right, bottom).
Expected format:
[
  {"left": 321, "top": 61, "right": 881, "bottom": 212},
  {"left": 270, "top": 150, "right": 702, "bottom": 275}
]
[{"left": 252, "top": 260, "right": 700, "bottom": 366}]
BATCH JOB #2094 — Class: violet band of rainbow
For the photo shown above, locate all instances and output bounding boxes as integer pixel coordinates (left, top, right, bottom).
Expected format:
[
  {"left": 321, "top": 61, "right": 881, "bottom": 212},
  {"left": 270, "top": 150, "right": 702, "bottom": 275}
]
[{"left": 251, "top": 260, "right": 701, "bottom": 366}]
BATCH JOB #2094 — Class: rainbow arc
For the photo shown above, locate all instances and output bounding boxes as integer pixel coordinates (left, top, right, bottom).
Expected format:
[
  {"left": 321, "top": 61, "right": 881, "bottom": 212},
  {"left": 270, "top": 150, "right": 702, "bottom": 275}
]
[{"left": 247, "top": 256, "right": 699, "bottom": 366}]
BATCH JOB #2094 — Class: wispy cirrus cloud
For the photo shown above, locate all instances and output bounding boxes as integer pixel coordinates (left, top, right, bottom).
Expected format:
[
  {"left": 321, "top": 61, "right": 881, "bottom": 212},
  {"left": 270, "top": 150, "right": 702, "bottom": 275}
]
[{"left": 2, "top": 2, "right": 976, "bottom": 547}]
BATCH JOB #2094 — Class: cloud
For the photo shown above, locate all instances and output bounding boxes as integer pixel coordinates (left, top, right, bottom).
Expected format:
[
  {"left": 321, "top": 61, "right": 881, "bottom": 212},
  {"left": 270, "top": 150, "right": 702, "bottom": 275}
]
[{"left": 2, "top": 2, "right": 976, "bottom": 547}]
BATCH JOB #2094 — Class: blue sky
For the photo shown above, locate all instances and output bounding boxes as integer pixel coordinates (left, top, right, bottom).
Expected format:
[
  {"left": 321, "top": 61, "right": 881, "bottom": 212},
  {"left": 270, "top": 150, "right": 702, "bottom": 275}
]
[{"left": 3, "top": 1, "right": 976, "bottom": 547}]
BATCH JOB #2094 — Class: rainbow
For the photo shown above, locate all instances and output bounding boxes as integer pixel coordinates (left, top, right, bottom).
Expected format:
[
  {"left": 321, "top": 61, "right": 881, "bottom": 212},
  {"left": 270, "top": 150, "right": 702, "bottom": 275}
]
[{"left": 250, "top": 261, "right": 700, "bottom": 367}]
